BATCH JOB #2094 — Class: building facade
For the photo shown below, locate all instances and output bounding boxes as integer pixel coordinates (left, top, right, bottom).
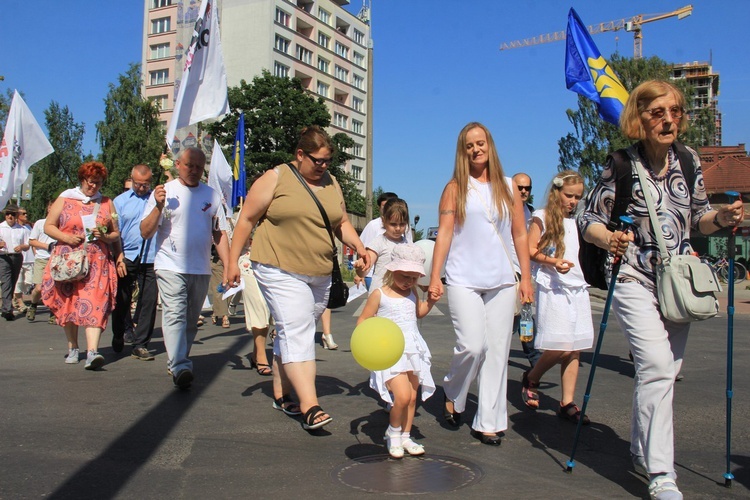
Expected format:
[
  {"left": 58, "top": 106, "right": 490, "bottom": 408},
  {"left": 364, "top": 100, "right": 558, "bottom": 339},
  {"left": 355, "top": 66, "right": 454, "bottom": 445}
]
[
  {"left": 141, "top": 0, "right": 370, "bottom": 194},
  {"left": 671, "top": 61, "right": 721, "bottom": 146}
]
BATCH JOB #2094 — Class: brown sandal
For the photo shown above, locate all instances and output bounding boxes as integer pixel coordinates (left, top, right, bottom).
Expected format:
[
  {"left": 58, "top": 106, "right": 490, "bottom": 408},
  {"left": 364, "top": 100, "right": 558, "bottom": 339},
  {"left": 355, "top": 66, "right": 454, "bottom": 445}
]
[
  {"left": 521, "top": 371, "right": 540, "bottom": 409},
  {"left": 558, "top": 402, "right": 590, "bottom": 425},
  {"left": 222, "top": 316, "right": 230, "bottom": 328}
]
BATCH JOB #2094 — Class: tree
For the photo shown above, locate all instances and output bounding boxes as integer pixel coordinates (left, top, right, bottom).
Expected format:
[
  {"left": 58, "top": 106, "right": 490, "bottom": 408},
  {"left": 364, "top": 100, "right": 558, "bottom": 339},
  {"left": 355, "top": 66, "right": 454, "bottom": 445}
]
[
  {"left": 0, "top": 89, "right": 17, "bottom": 128},
  {"left": 95, "top": 63, "right": 164, "bottom": 198},
  {"left": 205, "top": 71, "right": 364, "bottom": 211},
  {"left": 26, "top": 102, "right": 85, "bottom": 220},
  {"left": 558, "top": 54, "right": 716, "bottom": 188}
]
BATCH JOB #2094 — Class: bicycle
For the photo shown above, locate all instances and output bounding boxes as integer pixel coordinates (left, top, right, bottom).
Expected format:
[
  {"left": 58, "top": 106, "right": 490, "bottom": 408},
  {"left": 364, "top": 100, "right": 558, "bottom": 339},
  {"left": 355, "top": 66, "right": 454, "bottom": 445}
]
[{"left": 702, "top": 255, "right": 747, "bottom": 284}]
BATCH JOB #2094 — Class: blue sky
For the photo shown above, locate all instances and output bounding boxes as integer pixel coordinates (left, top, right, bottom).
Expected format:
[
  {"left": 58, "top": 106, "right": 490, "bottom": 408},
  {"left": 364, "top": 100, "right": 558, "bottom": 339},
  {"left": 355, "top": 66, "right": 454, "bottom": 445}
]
[{"left": 4, "top": 1, "right": 750, "bottom": 231}]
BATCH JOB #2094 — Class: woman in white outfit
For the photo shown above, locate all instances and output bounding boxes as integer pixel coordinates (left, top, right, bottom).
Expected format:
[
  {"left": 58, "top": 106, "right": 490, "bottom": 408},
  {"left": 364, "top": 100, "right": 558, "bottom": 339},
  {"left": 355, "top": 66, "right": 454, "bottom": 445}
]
[
  {"left": 579, "top": 80, "right": 744, "bottom": 500},
  {"left": 428, "top": 122, "right": 533, "bottom": 445}
]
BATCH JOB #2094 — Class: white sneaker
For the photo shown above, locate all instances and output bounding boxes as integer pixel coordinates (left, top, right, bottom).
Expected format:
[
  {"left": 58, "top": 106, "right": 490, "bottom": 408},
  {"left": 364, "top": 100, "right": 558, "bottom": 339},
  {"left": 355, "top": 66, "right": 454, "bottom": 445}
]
[
  {"left": 84, "top": 351, "right": 104, "bottom": 370},
  {"left": 65, "top": 348, "right": 80, "bottom": 364},
  {"left": 649, "top": 475, "right": 682, "bottom": 500}
]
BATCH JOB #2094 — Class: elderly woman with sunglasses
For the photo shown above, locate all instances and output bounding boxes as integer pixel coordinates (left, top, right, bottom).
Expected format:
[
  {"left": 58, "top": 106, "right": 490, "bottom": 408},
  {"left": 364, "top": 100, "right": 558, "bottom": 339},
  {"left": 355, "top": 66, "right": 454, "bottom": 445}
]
[
  {"left": 226, "top": 126, "right": 370, "bottom": 432},
  {"left": 579, "top": 80, "right": 744, "bottom": 500}
]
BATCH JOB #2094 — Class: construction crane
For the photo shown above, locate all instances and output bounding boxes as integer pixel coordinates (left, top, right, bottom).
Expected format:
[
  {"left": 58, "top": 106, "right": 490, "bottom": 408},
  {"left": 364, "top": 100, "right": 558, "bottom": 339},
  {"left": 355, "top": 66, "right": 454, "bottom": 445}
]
[{"left": 499, "top": 5, "right": 693, "bottom": 59}]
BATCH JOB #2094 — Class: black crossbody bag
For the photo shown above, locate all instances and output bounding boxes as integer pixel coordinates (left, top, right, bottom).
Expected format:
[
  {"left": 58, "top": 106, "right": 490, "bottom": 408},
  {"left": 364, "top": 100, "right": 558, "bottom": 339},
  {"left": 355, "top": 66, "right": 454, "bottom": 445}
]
[{"left": 286, "top": 163, "right": 349, "bottom": 309}]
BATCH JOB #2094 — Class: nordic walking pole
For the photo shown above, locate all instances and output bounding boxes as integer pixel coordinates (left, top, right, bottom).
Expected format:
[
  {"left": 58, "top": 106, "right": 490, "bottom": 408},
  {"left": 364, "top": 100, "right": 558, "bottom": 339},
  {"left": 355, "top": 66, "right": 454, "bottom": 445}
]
[
  {"left": 566, "top": 215, "right": 634, "bottom": 473},
  {"left": 724, "top": 190, "right": 741, "bottom": 487}
]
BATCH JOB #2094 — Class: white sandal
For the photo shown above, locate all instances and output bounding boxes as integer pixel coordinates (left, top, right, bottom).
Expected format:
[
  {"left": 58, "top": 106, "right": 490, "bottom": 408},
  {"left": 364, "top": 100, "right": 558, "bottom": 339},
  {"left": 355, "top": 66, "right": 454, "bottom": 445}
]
[
  {"left": 401, "top": 437, "right": 425, "bottom": 456},
  {"left": 384, "top": 433, "right": 404, "bottom": 459},
  {"left": 648, "top": 475, "right": 682, "bottom": 500}
]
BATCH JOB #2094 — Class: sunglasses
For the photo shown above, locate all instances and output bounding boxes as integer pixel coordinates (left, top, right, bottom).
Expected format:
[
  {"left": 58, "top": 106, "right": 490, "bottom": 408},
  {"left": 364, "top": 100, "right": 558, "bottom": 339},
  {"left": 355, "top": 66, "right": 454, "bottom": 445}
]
[
  {"left": 304, "top": 152, "right": 333, "bottom": 166},
  {"left": 644, "top": 106, "right": 684, "bottom": 121},
  {"left": 517, "top": 185, "right": 532, "bottom": 192}
]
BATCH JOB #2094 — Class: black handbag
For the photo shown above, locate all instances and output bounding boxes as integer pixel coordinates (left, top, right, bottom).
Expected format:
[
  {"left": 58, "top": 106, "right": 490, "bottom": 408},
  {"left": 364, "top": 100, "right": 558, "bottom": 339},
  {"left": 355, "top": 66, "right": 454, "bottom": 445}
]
[{"left": 286, "top": 163, "right": 349, "bottom": 309}]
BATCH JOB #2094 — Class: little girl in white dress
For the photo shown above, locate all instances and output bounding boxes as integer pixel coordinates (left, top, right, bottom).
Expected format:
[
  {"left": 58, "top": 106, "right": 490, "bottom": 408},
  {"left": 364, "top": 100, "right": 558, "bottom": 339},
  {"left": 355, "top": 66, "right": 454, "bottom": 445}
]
[{"left": 357, "top": 244, "right": 438, "bottom": 458}]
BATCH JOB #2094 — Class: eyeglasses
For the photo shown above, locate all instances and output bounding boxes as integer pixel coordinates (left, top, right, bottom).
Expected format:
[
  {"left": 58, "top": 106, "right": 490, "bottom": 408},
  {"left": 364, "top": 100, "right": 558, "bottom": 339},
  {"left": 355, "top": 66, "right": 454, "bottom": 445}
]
[
  {"left": 304, "top": 152, "right": 333, "bottom": 166},
  {"left": 17, "top": 212, "right": 27, "bottom": 215},
  {"left": 517, "top": 185, "right": 532, "bottom": 192},
  {"left": 132, "top": 181, "right": 152, "bottom": 189},
  {"left": 84, "top": 178, "right": 103, "bottom": 186},
  {"left": 644, "top": 106, "right": 684, "bottom": 121}
]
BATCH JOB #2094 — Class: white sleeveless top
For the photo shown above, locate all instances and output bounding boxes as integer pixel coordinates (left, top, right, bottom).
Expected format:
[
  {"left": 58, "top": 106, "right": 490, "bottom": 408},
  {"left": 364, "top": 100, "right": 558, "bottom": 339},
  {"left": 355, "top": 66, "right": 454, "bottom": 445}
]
[{"left": 445, "top": 177, "right": 516, "bottom": 289}]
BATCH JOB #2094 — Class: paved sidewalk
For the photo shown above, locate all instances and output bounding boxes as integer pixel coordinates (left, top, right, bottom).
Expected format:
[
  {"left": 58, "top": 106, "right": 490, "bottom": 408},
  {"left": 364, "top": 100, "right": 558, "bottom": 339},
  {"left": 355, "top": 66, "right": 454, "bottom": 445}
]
[{"left": 1, "top": 292, "right": 749, "bottom": 499}]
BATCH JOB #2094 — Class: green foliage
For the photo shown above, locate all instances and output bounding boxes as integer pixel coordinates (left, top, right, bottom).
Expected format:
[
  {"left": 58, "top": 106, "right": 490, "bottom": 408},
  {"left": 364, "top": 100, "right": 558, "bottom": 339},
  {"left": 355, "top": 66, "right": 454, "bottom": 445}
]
[
  {"left": 205, "top": 71, "right": 364, "bottom": 211},
  {"left": 95, "top": 63, "right": 164, "bottom": 198},
  {"left": 26, "top": 102, "right": 85, "bottom": 220},
  {"left": 558, "top": 54, "right": 716, "bottom": 189},
  {"left": 0, "top": 89, "right": 17, "bottom": 127}
]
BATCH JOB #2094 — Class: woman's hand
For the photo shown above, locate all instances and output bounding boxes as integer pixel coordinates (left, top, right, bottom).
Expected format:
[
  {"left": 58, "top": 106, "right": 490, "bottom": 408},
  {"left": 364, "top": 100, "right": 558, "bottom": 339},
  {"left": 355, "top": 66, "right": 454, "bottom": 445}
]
[
  {"left": 718, "top": 200, "right": 745, "bottom": 227},
  {"left": 427, "top": 277, "right": 444, "bottom": 302},
  {"left": 608, "top": 230, "right": 633, "bottom": 257},
  {"left": 555, "top": 259, "right": 575, "bottom": 274},
  {"left": 225, "top": 262, "right": 241, "bottom": 289},
  {"left": 519, "top": 276, "right": 534, "bottom": 304},
  {"left": 62, "top": 233, "right": 84, "bottom": 246}
]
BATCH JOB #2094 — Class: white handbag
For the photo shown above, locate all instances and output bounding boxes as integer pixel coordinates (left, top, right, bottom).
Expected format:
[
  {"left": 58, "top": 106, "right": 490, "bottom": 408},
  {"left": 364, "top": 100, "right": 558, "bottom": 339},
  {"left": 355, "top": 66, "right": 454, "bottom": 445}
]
[{"left": 631, "top": 150, "right": 721, "bottom": 323}]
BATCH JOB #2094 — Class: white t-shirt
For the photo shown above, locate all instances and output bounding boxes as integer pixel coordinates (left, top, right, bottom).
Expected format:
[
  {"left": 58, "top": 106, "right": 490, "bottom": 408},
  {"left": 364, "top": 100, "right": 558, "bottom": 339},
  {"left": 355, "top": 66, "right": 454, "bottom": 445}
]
[
  {"left": 0, "top": 221, "right": 29, "bottom": 256},
  {"left": 367, "top": 233, "right": 406, "bottom": 292},
  {"left": 29, "top": 219, "right": 55, "bottom": 260},
  {"left": 21, "top": 225, "right": 34, "bottom": 264},
  {"left": 360, "top": 216, "right": 414, "bottom": 278},
  {"left": 143, "top": 180, "right": 222, "bottom": 275}
]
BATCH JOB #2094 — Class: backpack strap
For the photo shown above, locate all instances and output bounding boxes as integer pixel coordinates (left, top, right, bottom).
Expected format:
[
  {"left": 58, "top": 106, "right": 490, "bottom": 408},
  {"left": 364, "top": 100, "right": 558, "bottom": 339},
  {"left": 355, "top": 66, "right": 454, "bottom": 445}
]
[
  {"left": 672, "top": 141, "right": 696, "bottom": 198},
  {"left": 605, "top": 149, "right": 634, "bottom": 232}
]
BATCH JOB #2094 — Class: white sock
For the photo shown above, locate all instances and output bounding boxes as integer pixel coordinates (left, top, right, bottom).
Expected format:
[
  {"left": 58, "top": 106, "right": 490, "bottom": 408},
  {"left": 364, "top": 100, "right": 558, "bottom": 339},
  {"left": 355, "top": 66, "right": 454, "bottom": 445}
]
[
  {"left": 401, "top": 432, "right": 411, "bottom": 442},
  {"left": 386, "top": 425, "right": 402, "bottom": 445}
]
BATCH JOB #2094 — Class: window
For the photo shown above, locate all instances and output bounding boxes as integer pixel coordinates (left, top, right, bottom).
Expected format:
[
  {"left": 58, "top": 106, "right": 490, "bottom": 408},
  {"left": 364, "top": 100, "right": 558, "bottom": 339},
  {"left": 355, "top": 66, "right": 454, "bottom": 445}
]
[
  {"left": 353, "top": 29, "right": 365, "bottom": 45},
  {"left": 274, "top": 35, "right": 290, "bottom": 54},
  {"left": 317, "top": 32, "right": 330, "bottom": 49},
  {"left": 317, "top": 57, "right": 329, "bottom": 73},
  {"left": 353, "top": 51, "right": 365, "bottom": 67},
  {"left": 353, "top": 143, "right": 363, "bottom": 157},
  {"left": 334, "top": 42, "right": 349, "bottom": 59},
  {"left": 296, "top": 45, "right": 312, "bottom": 65},
  {"left": 275, "top": 8, "right": 290, "bottom": 27},
  {"left": 352, "top": 74, "right": 364, "bottom": 90},
  {"left": 151, "top": 0, "right": 172, "bottom": 8},
  {"left": 149, "top": 43, "right": 170, "bottom": 60},
  {"left": 273, "top": 62, "right": 289, "bottom": 78},
  {"left": 352, "top": 120, "right": 363, "bottom": 134},
  {"left": 151, "top": 17, "right": 171, "bottom": 34},
  {"left": 152, "top": 94, "right": 169, "bottom": 110},
  {"left": 352, "top": 166, "right": 363, "bottom": 180},
  {"left": 318, "top": 8, "right": 330, "bottom": 25},
  {"left": 352, "top": 97, "right": 364, "bottom": 112},
  {"left": 149, "top": 69, "right": 169, "bottom": 86},
  {"left": 317, "top": 81, "right": 329, "bottom": 98},
  {"left": 334, "top": 112, "right": 348, "bottom": 129},
  {"left": 334, "top": 65, "right": 348, "bottom": 82}
]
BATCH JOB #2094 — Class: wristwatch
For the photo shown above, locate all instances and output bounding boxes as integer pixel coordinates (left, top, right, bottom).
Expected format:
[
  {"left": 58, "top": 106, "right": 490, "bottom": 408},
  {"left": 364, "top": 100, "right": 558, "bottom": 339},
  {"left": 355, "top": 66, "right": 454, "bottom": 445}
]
[{"left": 712, "top": 212, "right": 724, "bottom": 229}]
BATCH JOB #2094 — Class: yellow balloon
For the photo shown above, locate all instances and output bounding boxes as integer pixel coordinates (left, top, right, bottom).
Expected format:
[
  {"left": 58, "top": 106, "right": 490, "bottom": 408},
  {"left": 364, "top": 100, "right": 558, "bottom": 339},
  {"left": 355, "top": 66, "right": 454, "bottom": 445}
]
[{"left": 351, "top": 317, "right": 405, "bottom": 371}]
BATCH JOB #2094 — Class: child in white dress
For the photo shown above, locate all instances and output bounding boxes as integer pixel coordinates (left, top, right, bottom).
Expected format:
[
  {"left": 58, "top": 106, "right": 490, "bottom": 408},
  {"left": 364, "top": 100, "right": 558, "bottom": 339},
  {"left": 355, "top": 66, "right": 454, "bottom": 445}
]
[
  {"left": 357, "top": 244, "right": 438, "bottom": 458},
  {"left": 520, "top": 171, "right": 594, "bottom": 424}
]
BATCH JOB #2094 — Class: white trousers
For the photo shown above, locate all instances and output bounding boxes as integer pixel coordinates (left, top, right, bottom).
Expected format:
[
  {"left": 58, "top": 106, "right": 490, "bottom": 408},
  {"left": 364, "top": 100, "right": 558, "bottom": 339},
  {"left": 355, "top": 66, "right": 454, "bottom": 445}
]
[
  {"left": 612, "top": 281, "right": 689, "bottom": 475},
  {"left": 252, "top": 263, "right": 329, "bottom": 363},
  {"left": 443, "top": 283, "right": 516, "bottom": 433}
]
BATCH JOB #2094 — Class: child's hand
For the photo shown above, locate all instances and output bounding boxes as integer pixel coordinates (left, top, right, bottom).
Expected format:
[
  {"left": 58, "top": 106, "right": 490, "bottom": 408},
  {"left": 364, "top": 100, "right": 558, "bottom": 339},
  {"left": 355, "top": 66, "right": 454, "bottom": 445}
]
[
  {"left": 353, "top": 258, "right": 367, "bottom": 277},
  {"left": 555, "top": 259, "right": 575, "bottom": 274}
]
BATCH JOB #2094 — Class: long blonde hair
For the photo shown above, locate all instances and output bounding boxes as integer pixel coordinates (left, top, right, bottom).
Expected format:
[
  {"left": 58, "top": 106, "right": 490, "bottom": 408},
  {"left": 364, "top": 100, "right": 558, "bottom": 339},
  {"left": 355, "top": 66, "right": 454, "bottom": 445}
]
[
  {"left": 538, "top": 170, "right": 584, "bottom": 258},
  {"left": 452, "top": 122, "right": 514, "bottom": 225}
]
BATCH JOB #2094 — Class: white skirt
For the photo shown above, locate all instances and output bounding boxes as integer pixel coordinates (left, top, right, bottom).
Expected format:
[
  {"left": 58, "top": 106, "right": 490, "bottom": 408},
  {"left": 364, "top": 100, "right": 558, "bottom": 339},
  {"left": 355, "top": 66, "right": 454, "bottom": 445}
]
[{"left": 534, "top": 284, "right": 594, "bottom": 351}]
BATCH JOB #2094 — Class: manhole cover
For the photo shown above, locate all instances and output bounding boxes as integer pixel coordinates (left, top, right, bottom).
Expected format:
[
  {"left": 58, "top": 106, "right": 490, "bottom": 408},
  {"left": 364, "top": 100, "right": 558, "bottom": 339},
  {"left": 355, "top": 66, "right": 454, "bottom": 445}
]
[{"left": 333, "top": 454, "right": 483, "bottom": 494}]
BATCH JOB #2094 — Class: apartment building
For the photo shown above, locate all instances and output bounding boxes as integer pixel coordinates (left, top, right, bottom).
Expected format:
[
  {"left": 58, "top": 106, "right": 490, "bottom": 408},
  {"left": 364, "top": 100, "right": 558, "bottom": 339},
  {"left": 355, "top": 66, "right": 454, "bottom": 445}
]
[
  {"left": 142, "top": 0, "right": 370, "bottom": 193},
  {"left": 671, "top": 61, "right": 721, "bottom": 146}
]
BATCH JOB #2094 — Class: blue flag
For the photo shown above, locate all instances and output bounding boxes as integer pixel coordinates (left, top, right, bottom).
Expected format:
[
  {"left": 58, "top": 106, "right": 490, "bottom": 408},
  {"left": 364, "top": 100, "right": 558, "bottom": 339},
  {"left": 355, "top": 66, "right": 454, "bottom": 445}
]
[
  {"left": 565, "top": 8, "right": 629, "bottom": 125},
  {"left": 230, "top": 112, "right": 246, "bottom": 207}
]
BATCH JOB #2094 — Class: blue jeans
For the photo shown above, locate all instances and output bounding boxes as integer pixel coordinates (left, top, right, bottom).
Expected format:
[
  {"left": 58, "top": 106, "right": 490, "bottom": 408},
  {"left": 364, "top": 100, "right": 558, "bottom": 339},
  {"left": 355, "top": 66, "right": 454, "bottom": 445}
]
[{"left": 156, "top": 270, "right": 210, "bottom": 375}]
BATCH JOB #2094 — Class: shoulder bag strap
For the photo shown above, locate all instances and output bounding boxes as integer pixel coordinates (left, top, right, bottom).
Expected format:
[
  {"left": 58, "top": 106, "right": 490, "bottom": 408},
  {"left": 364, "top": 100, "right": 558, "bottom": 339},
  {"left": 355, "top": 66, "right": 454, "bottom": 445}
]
[
  {"left": 626, "top": 149, "right": 670, "bottom": 262},
  {"left": 285, "top": 163, "right": 337, "bottom": 255}
]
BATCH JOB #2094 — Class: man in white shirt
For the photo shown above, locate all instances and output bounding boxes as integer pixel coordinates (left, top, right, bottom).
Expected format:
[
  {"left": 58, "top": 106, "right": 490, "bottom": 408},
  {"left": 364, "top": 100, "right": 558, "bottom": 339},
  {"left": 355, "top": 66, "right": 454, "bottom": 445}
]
[
  {"left": 0, "top": 206, "right": 30, "bottom": 321},
  {"left": 141, "top": 147, "right": 231, "bottom": 389},
  {"left": 27, "top": 201, "right": 56, "bottom": 322},
  {"left": 511, "top": 173, "right": 539, "bottom": 367},
  {"left": 13, "top": 208, "right": 33, "bottom": 314}
]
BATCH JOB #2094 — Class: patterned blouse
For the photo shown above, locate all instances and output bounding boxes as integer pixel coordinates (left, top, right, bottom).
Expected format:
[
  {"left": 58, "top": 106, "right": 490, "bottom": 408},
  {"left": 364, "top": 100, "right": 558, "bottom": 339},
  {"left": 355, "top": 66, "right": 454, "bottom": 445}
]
[{"left": 578, "top": 143, "right": 711, "bottom": 291}]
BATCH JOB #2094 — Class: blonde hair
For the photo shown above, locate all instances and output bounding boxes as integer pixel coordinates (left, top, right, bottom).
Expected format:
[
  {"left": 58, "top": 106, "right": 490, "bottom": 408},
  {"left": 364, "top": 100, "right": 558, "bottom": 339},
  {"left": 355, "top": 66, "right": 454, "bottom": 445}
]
[
  {"left": 538, "top": 171, "right": 584, "bottom": 258},
  {"left": 381, "top": 270, "right": 418, "bottom": 296},
  {"left": 620, "top": 80, "right": 688, "bottom": 140},
  {"left": 452, "top": 122, "right": 514, "bottom": 226}
]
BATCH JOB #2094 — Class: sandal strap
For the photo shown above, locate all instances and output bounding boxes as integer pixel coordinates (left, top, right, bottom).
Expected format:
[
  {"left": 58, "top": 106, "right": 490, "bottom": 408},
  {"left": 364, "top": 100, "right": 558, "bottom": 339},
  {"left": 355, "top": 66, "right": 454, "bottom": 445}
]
[{"left": 304, "top": 405, "right": 325, "bottom": 425}]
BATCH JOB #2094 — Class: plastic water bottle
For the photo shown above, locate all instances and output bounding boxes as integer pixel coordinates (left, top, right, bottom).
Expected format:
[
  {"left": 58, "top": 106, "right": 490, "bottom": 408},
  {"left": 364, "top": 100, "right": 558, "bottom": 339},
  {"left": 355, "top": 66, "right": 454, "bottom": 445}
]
[
  {"left": 519, "top": 303, "right": 534, "bottom": 343},
  {"left": 217, "top": 283, "right": 227, "bottom": 294}
]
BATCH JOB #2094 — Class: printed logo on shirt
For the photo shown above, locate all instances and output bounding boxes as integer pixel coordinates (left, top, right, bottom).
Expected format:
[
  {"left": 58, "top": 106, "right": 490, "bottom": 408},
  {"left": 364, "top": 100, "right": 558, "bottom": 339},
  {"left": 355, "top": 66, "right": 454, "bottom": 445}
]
[{"left": 201, "top": 202, "right": 212, "bottom": 212}]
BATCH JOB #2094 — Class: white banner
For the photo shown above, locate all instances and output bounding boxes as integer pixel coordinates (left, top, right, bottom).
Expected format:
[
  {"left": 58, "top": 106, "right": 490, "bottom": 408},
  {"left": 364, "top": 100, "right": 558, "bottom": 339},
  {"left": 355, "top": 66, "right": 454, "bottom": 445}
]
[
  {"left": 207, "top": 138, "right": 232, "bottom": 221},
  {"left": 0, "top": 91, "right": 54, "bottom": 208},
  {"left": 166, "top": 0, "right": 229, "bottom": 146}
]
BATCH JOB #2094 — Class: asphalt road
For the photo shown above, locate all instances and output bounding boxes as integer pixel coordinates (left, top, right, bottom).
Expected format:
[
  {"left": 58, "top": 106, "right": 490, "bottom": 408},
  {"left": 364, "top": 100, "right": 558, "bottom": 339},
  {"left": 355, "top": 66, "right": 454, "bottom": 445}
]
[{"left": 1, "top": 291, "right": 749, "bottom": 499}]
